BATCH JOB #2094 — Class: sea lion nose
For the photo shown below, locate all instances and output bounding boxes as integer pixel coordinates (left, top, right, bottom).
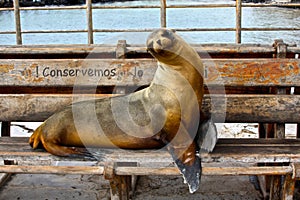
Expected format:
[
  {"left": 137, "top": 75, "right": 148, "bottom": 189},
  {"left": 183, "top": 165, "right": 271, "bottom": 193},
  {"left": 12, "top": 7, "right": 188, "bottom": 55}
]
[{"left": 147, "top": 41, "right": 154, "bottom": 51}]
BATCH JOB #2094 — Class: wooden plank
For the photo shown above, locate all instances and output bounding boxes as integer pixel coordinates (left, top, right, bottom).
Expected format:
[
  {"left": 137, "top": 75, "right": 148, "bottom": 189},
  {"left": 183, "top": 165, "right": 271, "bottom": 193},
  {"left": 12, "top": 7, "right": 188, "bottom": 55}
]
[
  {"left": 1, "top": 44, "right": 298, "bottom": 58},
  {"left": 0, "top": 59, "right": 157, "bottom": 87},
  {"left": 0, "top": 59, "right": 300, "bottom": 87},
  {"left": 0, "top": 94, "right": 299, "bottom": 122},
  {"left": 0, "top": 165, "right": 293, "bottom": 177},
  {"left": 115, "top": 166, "right": 293, "bottom": 176},
  {"left": 0, "top": 44, "right": 277, "bottom": 54},
  {"left": 0, "top": 165, "right": 104, "bottom": 175},
  {"left": 1, "top": 138, "right": 300, "bottom": 165}
]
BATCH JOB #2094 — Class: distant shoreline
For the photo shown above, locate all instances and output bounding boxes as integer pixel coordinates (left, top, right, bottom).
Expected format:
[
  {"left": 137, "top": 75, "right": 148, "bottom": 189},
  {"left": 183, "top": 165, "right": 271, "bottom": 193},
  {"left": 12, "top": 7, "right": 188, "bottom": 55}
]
[
  {"left": 0, "top": 0, "right": 136, "bottom": 8},
  {"left": 1, "top": 0, "right": 299, "bottom": 8}
]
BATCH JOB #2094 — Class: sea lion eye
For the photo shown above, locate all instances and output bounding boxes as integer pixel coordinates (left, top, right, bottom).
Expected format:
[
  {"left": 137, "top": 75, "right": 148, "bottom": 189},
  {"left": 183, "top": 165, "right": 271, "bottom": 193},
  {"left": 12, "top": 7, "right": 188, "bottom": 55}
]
[{"left": 156, "top": 39, "right": 162, "bottom": 46}]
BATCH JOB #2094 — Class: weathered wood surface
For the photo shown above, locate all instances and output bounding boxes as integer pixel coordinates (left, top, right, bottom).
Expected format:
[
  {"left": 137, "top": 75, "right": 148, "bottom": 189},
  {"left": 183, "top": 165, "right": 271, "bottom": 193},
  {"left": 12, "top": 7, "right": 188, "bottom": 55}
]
[
  {"left": 1, "top": 137, "right": 300, "bottom": 165},
  {"left": 1, "top": 44, "right": 299, "bottom": 59},
  {"left": 115, "top": 166, "right": 293, "bottom": 176},
  {"left": 0, "top": 94, "right": 299, "bottom": 123},
  {"left": 0, "top": 137, "right": 300, "bottom": 179},
  {"left": 0, "top": 59, "right": 300, "bottom": 87},
  {"left": 0, "top": 165, "right": 293, "bottom": 177},
  {"left": 0, "top": 59, "right": 157, "bottom": 87},
  {"left": 0, "top": 44, "right": 277, "bottom": 55}
]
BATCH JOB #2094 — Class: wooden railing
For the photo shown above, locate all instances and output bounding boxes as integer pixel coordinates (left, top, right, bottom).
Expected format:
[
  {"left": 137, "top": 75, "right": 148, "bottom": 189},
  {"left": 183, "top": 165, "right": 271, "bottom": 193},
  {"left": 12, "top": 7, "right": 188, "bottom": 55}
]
[{"left": 0, "top": 0, "right": 300, "bottom": 45}]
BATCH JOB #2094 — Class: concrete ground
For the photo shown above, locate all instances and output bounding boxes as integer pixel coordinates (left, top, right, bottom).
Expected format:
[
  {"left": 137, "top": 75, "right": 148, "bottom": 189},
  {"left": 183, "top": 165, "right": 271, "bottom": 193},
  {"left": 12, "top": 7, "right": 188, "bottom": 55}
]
[{"left": 0, "top": 123, "right": 298, "bottom": 199}]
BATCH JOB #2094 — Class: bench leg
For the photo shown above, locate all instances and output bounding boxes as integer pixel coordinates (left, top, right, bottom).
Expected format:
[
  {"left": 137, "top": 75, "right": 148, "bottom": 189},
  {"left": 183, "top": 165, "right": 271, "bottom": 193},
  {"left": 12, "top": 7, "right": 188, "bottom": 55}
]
[
  {"left": 0, "top": 173, "right": 11, "bottom": 188},
  {"left": 269, "top": 174, "right": 295, "bottom": 200},
  {"left": 108, "top": 175, "right": 131, "bottom": 200},
  {"left": 104, "top": 162, "right": 137, "bottom": 200},
  {"left": 1, "top": 122, "right": 11, "bottom": 137},
  {"left": 282, "top": 174, "right": 295, "bottom": 200},
  {"left": 269, "top": 175, "right": 282, "bottom": 200}
]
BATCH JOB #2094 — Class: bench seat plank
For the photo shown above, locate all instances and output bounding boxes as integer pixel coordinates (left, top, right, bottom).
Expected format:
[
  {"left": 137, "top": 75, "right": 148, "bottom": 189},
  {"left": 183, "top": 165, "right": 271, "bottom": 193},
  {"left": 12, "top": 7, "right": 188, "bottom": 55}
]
[{"left": 1, "top": 137, "right": 300, "bottom": 165}]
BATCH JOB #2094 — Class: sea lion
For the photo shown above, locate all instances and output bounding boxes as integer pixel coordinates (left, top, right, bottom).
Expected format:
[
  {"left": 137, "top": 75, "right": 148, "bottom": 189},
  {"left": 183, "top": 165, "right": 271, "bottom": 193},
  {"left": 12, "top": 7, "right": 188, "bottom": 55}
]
[{"left": 29, "top": 28, "right": 217, "bottom": 193}]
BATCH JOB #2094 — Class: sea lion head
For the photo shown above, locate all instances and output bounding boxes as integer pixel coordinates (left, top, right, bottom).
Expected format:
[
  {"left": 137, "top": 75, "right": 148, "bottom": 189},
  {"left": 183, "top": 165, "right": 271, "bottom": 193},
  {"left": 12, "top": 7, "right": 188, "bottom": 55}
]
[{"left": 147, "top": 28, "right": 181, "bottom": 64}]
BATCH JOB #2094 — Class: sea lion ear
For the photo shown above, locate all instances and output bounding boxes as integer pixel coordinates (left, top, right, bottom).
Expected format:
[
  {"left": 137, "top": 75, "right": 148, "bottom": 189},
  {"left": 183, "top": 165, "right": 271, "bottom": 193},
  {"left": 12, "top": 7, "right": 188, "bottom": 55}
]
[{"left": 170, "top": 29, "right": 176, "bottom": 33}]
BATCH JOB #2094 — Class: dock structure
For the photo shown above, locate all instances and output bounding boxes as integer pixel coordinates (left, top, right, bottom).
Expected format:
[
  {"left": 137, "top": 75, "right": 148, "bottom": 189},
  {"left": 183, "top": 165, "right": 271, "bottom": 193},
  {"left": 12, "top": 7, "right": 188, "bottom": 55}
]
[{"left": 1, "top": 0, "right": 300, "bottom": 45}]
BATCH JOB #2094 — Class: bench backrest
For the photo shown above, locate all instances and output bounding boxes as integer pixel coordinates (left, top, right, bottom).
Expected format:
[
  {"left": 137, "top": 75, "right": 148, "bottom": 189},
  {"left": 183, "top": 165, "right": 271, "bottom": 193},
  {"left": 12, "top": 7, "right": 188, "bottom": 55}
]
[{"left": 0, "top": 41, "right": 299, "bottom": 124}]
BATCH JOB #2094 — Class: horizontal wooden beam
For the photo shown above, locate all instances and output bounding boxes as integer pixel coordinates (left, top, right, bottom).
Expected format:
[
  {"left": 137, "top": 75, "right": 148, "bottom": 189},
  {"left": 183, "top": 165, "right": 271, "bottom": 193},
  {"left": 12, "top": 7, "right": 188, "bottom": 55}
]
[
  {"left": 0, "top": 44, "right": 276, "bottom": 55},
  {"left": 0, "top": 42, "right": 298, "bottom": 55},
  {"left": 115, "top": 166, "right": 293, "bottom": 176},
  {"left": 0, "top": 138, "right": 300, "bottom": 176},
  {"left": 0, "top": 165, "right": 104, "bottom": 175},
  {"left": 0, "top": 165, "right": 292, "bottom": 177},
  {"left": 0, "top": 59, "right": 300, "bottom": 87},
  {"left": 0, "top": 94, "right": 299, "bottom": 123}
]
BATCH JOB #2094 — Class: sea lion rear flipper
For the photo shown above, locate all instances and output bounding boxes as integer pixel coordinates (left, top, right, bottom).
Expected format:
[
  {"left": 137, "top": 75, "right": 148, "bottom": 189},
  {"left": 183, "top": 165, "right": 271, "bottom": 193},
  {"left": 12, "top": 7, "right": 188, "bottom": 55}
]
[
  {"left": 156, "top": 126, "right": 201, "bottom": 193},
  {"left": 197, "top": 118, "right": 218, "bottom": 153},
  {"left": 167, "top": 143, "right": 201, "bottom": 193}
]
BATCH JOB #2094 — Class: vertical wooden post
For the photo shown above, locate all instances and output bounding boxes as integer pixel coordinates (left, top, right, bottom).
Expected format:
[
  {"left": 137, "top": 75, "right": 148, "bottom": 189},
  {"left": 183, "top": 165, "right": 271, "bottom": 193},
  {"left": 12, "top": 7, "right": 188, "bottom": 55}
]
[
  {"left": 116, "top": 40, "right": 127, "bottom": 59},
  {"left": 274, "top": 39, "right": 288, "bottom": 139},
  {"left": 160, "top": 0, "right": 167, "bottom": 28},
  {"left": 86, "top": 0, "right": 94, "bottom": 45},
  {"left": 269, "top": 175, "right": 282, "bottom": 200},
  {"left": 13, "top": 0, "right": 22, "bottom": 45},
  {"left": 104, "top": 162, "right": 132, "bottom": 200},
  {"left": 269, "top": 39, "right": 290, "bottom": 200},
  {"left": 235, "top": 0, "right": 242, "bottom": 44},
  {"left": 282, "top": 174, "right": 295, "bottom": 200},
  {"left": 1, "top": 122, "right": 11, "bottom": 137},
  {"left": 295, "top": 87, "right": 300, "bottom": 138},
  {"left": 275, "top": 88, "right": 286, "bottom": 139}
]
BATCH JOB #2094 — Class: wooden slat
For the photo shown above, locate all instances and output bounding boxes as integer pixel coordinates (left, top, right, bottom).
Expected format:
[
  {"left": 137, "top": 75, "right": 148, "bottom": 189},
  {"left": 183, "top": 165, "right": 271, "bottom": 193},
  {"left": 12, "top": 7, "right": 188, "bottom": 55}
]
[
  {"left": 0, "top": 164, "right": 292, "bottom": 177},
  {"left": 0, "top": 94, "right": 299, "bottom": 123},
  {"left": 115, "top": 166, "right": 293, "bottom": 176},
  {"left": 0, "top": 59, "right": 299, "bottom": 87},
  {"left": 3, "top": 44, "right": 299, "bottom": 59},
  {"left": 0, "top": 44, "right": 277, "bottom": 55},
  {"left": 0, "top": 165, "right": 104, "bottom": 175},
  {"left": 0, "top": 59, "right": 157, "bottom": 87},
  {"left": 1, "top": 138, "right": 300, "bottom": 165}
]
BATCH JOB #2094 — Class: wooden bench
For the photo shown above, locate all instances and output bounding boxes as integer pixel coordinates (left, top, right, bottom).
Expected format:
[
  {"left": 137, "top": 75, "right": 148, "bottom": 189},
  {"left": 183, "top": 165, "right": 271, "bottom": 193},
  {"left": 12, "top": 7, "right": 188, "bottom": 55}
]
[{"left": 0, "top": 40, "right": 300, "bottom": 199}]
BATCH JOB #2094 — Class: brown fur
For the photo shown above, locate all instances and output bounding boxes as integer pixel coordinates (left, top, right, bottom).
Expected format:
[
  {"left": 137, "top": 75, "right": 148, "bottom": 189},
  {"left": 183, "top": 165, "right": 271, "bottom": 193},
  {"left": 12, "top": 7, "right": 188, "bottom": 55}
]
[{"left": 29, "top": 29, "right": 204, "bottom": 168}]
